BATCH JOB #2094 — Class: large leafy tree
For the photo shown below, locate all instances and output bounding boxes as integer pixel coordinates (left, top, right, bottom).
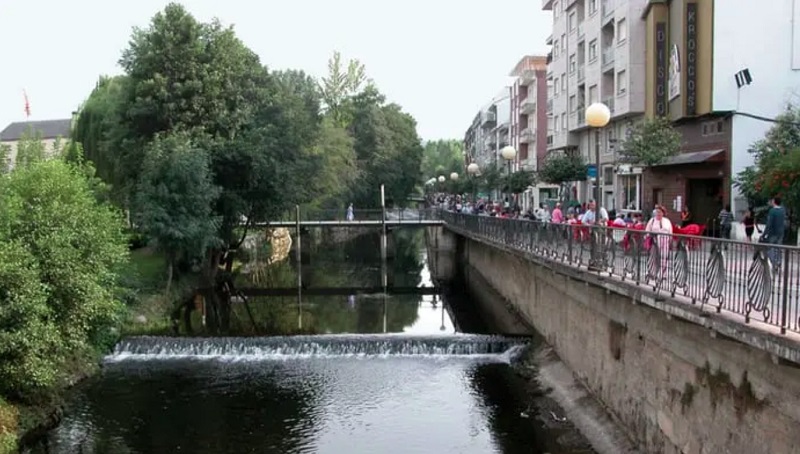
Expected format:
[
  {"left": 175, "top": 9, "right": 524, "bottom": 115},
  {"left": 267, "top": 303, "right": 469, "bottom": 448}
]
[
  {"left": 538, "top": 151, "right": 587, "bottom": 201},
  {"left": 618, "top": 116, "right": 681, "bottom": 166},
  {"left": 134, "top": 132, "right": 220, "bottom": 295},
  {"left": 421, "top": 139, "right": 464, "bottom": 181},
  {"left": 318, "top": 51, "right": 369, "bottom": 127},
  {"left": 0, "top": 159, "right": 127, "bottom": 398},
  {"left": 74, "top": 3, "right": 323, "bottom": 331},
  {"left": 735, "top": 107, "right": 800, "bottom": 222}
]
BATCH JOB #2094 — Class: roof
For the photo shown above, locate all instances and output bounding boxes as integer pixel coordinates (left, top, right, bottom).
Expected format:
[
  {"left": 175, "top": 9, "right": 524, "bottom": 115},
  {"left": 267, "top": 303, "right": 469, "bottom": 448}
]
[
  {"left": 0, "top": 119, "right": 72, "bottom": 141},
  {"left": 653, "top": 149, "right": 725, "bottom": 166}
]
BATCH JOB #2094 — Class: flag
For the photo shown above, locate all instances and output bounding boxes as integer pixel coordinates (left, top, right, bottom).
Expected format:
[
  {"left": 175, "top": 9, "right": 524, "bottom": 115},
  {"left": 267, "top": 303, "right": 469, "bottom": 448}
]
[{"left": 23, "top": 90, "right": 31, "bottom": 118}]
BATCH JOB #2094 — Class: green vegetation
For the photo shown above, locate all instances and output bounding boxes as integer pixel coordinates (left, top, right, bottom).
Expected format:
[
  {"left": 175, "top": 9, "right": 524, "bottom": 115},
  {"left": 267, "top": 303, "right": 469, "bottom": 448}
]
[
  {"left": 538, "top": 152, "right": 587, "bottom": 201},
  {"left": 735, "top": 106, "right": 800, "bottom": 224},
  {"left": 617, "top": 116, "right": 681, "bottom": 167},
  {"left": 0, "top": 2, "right": 426, "bottom": 448}
]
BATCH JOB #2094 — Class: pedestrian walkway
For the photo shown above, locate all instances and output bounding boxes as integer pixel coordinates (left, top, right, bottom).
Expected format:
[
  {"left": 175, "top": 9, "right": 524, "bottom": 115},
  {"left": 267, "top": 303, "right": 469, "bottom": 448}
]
[{"left": 441, "top": 212, "right": 800, "bottom": 337}]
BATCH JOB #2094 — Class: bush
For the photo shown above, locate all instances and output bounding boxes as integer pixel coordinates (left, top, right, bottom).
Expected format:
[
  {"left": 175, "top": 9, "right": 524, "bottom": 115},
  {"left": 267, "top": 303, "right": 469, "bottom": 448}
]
[
  {"left": 0, "top": 160, "right": 128, "bottom": 401},
  {"left": 0, "top": 398, "right": 18, "bottom": 454}
]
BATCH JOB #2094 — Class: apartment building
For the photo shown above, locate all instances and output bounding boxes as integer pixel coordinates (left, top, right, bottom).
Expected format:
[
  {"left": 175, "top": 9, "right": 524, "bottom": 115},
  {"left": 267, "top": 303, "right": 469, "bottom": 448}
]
[
  {"left": 543, "top": 0, "right": 647, "bottom": 211},
  {"left": 509, "top": 55, "right": 556, "bottom": 210},
  {"left": 464, "top": 89, "right": 512, "bottom": 171},
  {"left": 638, "top": 0, "right": 800, "bottom": 228}
]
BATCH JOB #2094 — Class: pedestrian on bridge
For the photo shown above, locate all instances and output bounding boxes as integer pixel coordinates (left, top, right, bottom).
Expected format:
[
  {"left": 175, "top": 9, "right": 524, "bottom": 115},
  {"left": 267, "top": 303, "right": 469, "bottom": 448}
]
[{"left": 347, "top": 203, "right": 355, "bottom": 221}]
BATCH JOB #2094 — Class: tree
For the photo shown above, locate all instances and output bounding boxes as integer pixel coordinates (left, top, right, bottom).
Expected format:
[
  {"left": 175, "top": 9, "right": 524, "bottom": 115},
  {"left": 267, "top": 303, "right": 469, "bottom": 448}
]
[
  {"left": 307, "top": 117, "right": 360, "bottom": 209},
  {"left": 503, "top": 170, "right": 537, "bottom": 194},
  {"left": 318, "top": 51, "right": 369, "bottom": 127},
  {"left": 14, "top": 128, "right": 62, "bottom": 169},
  {"left": 735, "top": 106, "right": 800, "bottom": 223},
  {"left": 477, "top": 162, "right": 504, "bottom": 195},
  {"left": 134, "top": 132, "right": 221, "bottom": 295},
  {"left": 0, "top": 144, "right": 9, "bottom": 173},
  {"left": 92, "top": 4, "right": 325, "bottom": 332},
  {"left": 538, "top": 152, "right": 587, "bottom": 201},
  {"left": 618, "top": 116, "right": 681, "bottom": 166},
  {"left": 421, "top": 139, "right": 464, "bottom": 181},
  {"left": 0, "top": 159, "right": 127, "bottom": 398}
]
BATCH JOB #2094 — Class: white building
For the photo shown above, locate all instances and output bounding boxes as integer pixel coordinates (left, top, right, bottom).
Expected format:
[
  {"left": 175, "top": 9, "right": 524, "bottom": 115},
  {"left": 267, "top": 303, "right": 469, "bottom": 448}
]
[
  {"left": 543, "top": 0, "right": 648, "bottom": 210},
  {"left": 712, "top": 0, "right": 800, "bottom": 214},
  {"left": 0, "top": 119, "right": 72, "bottom": 171}
]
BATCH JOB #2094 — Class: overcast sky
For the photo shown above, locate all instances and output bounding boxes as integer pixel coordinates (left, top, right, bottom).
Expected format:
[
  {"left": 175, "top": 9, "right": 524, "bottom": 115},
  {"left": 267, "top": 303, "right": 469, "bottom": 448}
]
[{"left": 0, "top": 0, "right": 552, "bottom": 140}]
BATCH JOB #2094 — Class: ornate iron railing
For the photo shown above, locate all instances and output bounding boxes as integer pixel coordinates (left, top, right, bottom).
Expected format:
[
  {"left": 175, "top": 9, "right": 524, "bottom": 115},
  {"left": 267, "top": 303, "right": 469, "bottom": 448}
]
[{"left": 441, "top": 212, "right": 800, "bottom": 335}]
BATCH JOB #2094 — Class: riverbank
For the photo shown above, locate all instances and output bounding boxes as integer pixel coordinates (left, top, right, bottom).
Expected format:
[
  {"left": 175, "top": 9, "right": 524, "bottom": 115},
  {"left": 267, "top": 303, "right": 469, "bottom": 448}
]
[{"left": 512, "top": 344, "right": 637, "bottom": 454}]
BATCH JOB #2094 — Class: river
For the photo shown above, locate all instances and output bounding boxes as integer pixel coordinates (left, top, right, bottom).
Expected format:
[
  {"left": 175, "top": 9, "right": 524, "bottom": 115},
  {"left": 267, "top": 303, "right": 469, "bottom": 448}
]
[{"left": 24, "top": 229, "right": 596, "bottom": 454}]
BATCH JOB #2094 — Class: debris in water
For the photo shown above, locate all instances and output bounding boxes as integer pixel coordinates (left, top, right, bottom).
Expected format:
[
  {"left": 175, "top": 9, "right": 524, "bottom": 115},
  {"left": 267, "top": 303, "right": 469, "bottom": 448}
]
[{"left": 550, "top": 411, "right": 567, "bottom": 422}]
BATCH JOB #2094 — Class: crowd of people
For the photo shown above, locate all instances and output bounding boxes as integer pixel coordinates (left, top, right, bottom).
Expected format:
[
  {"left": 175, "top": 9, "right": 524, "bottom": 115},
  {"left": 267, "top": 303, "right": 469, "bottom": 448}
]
[{"left": 429, "top": 192, "right": 788, "bottom": 273}]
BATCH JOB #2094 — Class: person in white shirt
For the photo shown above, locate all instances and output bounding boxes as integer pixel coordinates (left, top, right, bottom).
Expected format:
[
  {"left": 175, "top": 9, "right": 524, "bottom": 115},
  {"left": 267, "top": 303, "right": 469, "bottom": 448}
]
[{"left": 645, "top": 206, "right": 673, "bottom": 279}]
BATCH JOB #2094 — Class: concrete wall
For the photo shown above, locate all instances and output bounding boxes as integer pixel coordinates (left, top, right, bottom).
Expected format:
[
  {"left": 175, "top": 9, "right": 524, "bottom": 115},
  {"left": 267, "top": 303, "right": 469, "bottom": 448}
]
[{"left": 447, "top": 228, "right": 800, "bottom": 454}]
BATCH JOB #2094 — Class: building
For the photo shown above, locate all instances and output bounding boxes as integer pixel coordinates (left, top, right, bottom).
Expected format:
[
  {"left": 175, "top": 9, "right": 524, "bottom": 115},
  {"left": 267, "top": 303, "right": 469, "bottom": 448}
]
[
  {"left": 543, "top": 0, "right": 647, "bottom": 211},
  {"left": 0, "top": 119, "right": 72, "bottom": 170},
  {"left": 464, "top": 89, "right": 512, "bottom": 172},
  {"left": 638, "top": 0, "right": 800, "bottom": 228},
  {"left": 509, "top": 55, "right": 554, "bottom": 210}
]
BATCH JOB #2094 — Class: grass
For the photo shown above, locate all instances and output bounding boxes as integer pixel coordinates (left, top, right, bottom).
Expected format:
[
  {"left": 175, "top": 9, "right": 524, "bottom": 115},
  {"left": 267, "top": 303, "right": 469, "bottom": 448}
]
[{"left": 0, "top": 398, "right": 17, "bottom": 454}]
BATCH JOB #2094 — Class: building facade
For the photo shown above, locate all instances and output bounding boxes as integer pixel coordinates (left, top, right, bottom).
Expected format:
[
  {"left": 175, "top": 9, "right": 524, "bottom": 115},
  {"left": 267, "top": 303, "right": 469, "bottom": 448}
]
[
  {"left": 0, "top": 119, "right": 72, "bottom": 171},
  {"left": 543, "top": 0, "right": 648, "bottom": 211},
  {"left": 464, "top": 90, "right": 511, "bottom": 171}
]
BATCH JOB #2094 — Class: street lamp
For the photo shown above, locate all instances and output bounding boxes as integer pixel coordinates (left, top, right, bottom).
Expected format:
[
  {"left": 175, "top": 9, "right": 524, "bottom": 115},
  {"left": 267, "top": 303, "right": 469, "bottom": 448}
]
[
  {"left": 450, "top": 172, "right": 459, "bottom": 181},
  {"left": 467, "top": 162, "right": 479, "bottom": 175},
  {"left": 438, "top": 175, "right": 445, "bottom": 183},
  {"left": 500, "top": 146, "right": 516, "bottom": 204},
  {"left": 585, "top": 102, "right": 611, "bottom": 270}
]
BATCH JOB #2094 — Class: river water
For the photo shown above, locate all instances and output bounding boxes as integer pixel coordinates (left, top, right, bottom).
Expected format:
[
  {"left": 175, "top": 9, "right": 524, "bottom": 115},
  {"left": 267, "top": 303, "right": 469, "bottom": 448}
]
[{"left": 25, "top": 230, "right": 595, "bottom": 454}]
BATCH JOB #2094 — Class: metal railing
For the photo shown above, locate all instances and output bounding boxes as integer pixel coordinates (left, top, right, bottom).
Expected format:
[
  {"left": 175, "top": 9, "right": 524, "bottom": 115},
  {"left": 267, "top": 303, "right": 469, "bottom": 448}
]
[
  {"left": 602, "top": 48, "right": 615, "bottom": 67},
  {"left": 261, "top": 208, "right": 442, "bottom": 224},
  {"left": 441, "top": 212, "right": 800, "bottom": 335}
]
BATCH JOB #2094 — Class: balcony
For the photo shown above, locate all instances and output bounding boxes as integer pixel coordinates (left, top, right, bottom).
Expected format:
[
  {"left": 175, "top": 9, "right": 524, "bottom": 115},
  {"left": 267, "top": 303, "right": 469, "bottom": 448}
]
[
  {"left": 519, "top": 128, "right": 536, "bottom": 144},
  {"left": 546, "top": 34, "right": 553, "bottom": 45},
  {"left": 520, "top": 96, "right": 537, "bottom": 114},
  {"left": 577, "top": 22, "right": 585, "bottom": 40},
  {"left": 495, "top": 119, "right": 510, "bottom": 131},
  {"left": 546, "top": 99, "right": 553, "bottom": 115},
  {"left": 602, "top": 97, "right": 615, "bottom": 114},
  {"left": 481, "top": 111, "right": 496, "bottom": 127},
  {"left": 602, "top": 0, "right": 614, "bottom": 18},
  {"left": 602, "top": 48, "right": 615, "bottom": 70},
  {"left": 577, "top": 65, "right": 585, "bottom": 83},
  {"left": 519, "top": 69, "right": 536, "bottom": 86}
]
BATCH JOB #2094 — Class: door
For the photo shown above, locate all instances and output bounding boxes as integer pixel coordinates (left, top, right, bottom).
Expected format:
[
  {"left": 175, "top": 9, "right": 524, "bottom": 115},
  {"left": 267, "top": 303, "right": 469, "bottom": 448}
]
[{"left": 688, "top": 178, "right": 723, "bottom": 235}]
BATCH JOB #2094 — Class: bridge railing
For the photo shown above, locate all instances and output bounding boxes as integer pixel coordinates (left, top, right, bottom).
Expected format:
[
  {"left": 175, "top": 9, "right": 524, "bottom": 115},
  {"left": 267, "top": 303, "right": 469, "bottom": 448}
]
[
  {"left": 263, "top": 208, "right": 442, "bottom": 224},
  {"left": 441, "top": 211, "right": 800, "bottom": 335}
]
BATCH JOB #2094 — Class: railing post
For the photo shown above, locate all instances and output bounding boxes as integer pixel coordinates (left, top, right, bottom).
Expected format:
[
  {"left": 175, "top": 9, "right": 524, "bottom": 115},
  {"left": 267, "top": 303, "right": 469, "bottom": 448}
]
[{"left": 781, "top": 247, "right": 790, "bottom": 334}]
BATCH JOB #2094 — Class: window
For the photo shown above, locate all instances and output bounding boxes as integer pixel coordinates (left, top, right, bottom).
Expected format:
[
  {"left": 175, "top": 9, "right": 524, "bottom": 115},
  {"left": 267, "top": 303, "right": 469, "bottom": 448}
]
[
  {"left": 569, "top": 54, "right": 576, "bottom": 73},
  {"left": 561, "top": 73, "right": 567, "bottom": 91},
  {"left": 589, "top": 0, "right": 598, "bottom": 15},
  {"left": 569, "top": 95, "right": 577, "bottom": 112},
  {"left": 561, "top": 113, "right": 567, "bottom": 130},
  {"left": 554, "top": 77, "right": 559, "bottom": 95},
  {"left": 617, "top": 19, "right": 627, "bottom": 43},
  {"left": 555, "top": 118, "right": 560, "bottom": 133},
  {"left": 606, "top": 128, "right": 616, "bottom": 154},
  {"left": 616, "top": 70, "right": 627, "bottom": 94},
  {"left": 589, "top": 85, "right": 598, "bottom": 103},
  {"left": 604, "top": 166, "right": 614, "bottom": 185},
  {"left": 561, "top": 35, "right": 566, "bottom": 55},
  {"left": 702, "top": 120, "right": 725, "bottom": 136},
  {"left": 554, "top": 42, "right": 559, "bottom": 59},
  {"left": 588, "top": 39, "right": 598, "bottom": 62},
  {"left": 569, "top": 11, "right": 577, "bottom": 31}
]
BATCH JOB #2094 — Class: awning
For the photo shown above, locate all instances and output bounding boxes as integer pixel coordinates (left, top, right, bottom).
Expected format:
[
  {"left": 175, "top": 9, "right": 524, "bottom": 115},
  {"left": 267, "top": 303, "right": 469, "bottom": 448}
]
[{"left": 653, "top": 149, "right": 724, "bottom": 166}]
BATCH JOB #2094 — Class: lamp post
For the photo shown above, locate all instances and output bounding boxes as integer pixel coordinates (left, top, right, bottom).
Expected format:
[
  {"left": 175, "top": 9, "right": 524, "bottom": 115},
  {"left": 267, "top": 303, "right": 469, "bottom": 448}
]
[
  {"left": 450, "top": 172, "right": 459, "bottom": 181},
  {"left": 500, "top": 146, "right": 516, "bottom": 203},
  {"left": 467, "top": 162, "right": 479, "bottom": 202},
  {"left": 585, "top": 102, "right": 611, "bottom": 270}
]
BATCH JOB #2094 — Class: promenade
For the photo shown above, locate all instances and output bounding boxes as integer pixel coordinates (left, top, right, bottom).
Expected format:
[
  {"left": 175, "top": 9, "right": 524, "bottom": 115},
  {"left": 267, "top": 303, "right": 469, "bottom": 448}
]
[{"left": 441, "top": 211, "right": 800, "bottom": 341}]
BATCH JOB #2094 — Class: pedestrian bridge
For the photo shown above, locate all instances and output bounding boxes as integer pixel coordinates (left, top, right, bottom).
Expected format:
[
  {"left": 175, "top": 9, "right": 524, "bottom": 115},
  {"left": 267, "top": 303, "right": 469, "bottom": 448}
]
[{"left": 254, "top": 208, "right": 443, "bottom": 228}]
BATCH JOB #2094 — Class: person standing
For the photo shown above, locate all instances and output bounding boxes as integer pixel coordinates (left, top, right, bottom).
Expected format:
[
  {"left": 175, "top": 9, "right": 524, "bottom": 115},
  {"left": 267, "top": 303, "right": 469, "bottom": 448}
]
[
  {"left": 742, "top": 208, "right": 760, "bottom": 243},
  {"left": 762, "top": 197, "right": 787, "bottom": 271},
  {"left": 646, "top": 206, "right": 673, "bottom": 280},
  {"left": 718, "top": 204, "right": 733, "bottom": 240},
  {"left": 346, "top": 203, "right": 354, "bottom": 221}
]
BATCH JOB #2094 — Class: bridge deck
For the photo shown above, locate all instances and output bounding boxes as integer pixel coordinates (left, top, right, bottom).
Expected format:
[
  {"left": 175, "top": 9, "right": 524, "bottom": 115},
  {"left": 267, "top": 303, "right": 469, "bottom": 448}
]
[
  {"left": 255, "top": 220, "right": 443, "bottom": 228},
  {"left": 239, "top": 286, "right": 441, "bottom": 297}
]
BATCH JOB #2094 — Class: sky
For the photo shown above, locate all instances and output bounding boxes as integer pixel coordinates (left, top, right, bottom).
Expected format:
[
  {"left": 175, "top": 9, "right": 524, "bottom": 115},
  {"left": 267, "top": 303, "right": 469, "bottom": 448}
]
[{"left": 0, "top": 0, "right": 552, "bottom": 141}]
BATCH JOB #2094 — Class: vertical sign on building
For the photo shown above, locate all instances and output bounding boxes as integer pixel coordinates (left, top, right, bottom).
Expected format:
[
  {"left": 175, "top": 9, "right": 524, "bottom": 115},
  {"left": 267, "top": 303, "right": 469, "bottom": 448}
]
[
  {"left": 655, "top": 22, "right": 667, "bottom": 116},
  {"left": 685, "top": 2, "right": 698, "bottom": 116}
]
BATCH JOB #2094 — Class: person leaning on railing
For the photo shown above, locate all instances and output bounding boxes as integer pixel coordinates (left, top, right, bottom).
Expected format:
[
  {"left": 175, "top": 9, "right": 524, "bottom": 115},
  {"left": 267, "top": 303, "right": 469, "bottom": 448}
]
[{"left": 645, "top": 206, "right": 673, "bottom": 280}]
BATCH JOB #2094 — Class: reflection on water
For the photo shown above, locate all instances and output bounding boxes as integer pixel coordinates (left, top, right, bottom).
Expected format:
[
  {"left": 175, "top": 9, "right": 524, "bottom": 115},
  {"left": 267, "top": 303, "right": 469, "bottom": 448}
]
[{"left": 26, "top": 229, "right": 595, "bottom": 454}]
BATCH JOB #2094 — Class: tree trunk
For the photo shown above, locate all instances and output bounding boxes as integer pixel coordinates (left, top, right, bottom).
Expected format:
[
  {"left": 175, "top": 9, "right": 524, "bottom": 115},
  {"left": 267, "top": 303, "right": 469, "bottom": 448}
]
[{"left": 165, "top": 255, "right": 174, "bottom": 299}]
